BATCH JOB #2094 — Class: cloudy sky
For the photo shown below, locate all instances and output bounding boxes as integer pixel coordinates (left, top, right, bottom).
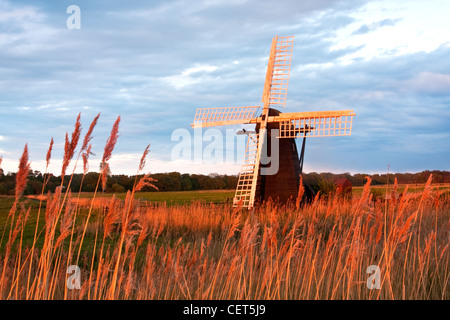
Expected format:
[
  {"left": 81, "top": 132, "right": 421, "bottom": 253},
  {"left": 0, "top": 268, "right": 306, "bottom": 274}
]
[{"left": 1, "top": 0, "right": 449, "bottom": 176}]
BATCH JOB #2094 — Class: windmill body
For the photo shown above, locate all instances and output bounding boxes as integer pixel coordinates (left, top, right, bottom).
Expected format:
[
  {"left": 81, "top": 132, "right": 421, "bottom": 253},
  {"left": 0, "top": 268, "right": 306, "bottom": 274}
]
[
  {"left": 191, "top": 36, "right": 355, "bottom": 208},
  {"left": 257, "top": 108, "right": 302, "bottom": 205}
]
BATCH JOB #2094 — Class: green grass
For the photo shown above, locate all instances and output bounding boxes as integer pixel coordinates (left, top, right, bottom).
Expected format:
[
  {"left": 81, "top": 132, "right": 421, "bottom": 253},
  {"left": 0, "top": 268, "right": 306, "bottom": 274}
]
[
  {"left": 78, "top": 189, "right": 236, "bottom": 205},
  {"left": 0, "top": 190, "right": 235, "bottom": 251},
  {"left": 0, "top": 197, "right": 46, "bottom": 252},
  {"left": 351, "top": 183, "right": 450, "bottom": 198}
]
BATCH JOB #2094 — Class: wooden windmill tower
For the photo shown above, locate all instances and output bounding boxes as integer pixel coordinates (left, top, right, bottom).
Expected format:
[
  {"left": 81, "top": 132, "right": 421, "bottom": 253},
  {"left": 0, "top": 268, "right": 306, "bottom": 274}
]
[{"left": 191, "top": 36, "right": 355, "bottom": 208}]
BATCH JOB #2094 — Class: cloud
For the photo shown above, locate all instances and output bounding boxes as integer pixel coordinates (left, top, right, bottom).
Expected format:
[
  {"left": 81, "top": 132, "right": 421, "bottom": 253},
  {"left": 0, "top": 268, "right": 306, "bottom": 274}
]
[
  {"left": 352, "top": 18, "right": 400, "bottom": 35},
  {"left": 164, "top": 65, "right": 219, "bottom": 89},
  {"left": 288, "top": 39, "right": 450, "bottom": 172},
  {"left": 404, "top": 72, "right": 450, "bottom": 94},
  {"left": 0, "top": 4, "right": 41, "bottom": 22},
  {"left": 0, "top": 1, "right": 61, "bottom": 56}
]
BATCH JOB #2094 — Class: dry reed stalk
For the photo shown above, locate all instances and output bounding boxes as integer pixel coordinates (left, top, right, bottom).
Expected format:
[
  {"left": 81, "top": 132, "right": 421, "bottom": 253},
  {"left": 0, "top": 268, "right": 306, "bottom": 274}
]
[
  {"left": 87, "top": 227, "right": 99, "bottom": 300},
  {"left": 76, "top": 116, "right": 120, "bottom": 265},
  {"left": 139, "top": 144, "right": 150, "bottom": 172},
  {"left": 135, "top": 173, "right": 158, "bottom": 192},
  {"left": 99, "top": 116, "right": 120, "bottom": 192},
  {"left": 136, "top": 214, "right": 150, "bottom": 248},
  {"left": 25, "top": 138, "right": 53, "bottom": 297},
  {"left": 93, "top": 241, "right": 111, "bottom": 300},
  {"left": 329, "top": 220, "right": 354, "bottom": 299},
  {"left": 31, "top": 188, "right": 62, "bottom": 299},
  {"left": 416, "top": 174, "right": 434, "bottom": 242},
  {"left": 0, "top": 144, "right": 31, "bottom": 289},
  {"left": 0, "top": 205, "right": 30, "bottom": 296},
  {"left": 306, "top": 235, "right": 322, "bottom": 299},
  {"left": 284, "top": 216, "right": 302, "bottom": 299},
  {"left": 61, "top": 113, "right": 82, "bottom": 179},
  {"left": 55, "top": 191, "right": 75, "bottom": 249},
  {"left": 6, "top": 144, "right": 31, "bottom": 221},
  {"left": 397, "top": 174, "right": 434, "bottom": 299},
  {"left": 296, "top": 175, "right": 304, "bottom": 210},
  {"left": 59, "top": 114, "right": 100, "bottom": 298},
  {"left": 101, "top": 162, "right": 109, "bottom": 192},
  {"left": 314, "top": 226, "right": 337, "bottom": 299},
  {"left": 58, "top": 115, "right": 100, "bottom": 264},
  {"left": 108, "top": 193, "right": 133, "bottom": 299},
  {"left": 106, "top": 143, "right": 157, "bottom": 299},
  {"left": 391, "top": 177, "right": 398, "bottom": 204},
  {"left": 47, "top": 248, "right": 64, "bottom": 299},
  {"left": 95, "top": 247, "right": 111, "bottom": 299},
  {"left": 354, "top": 176, "right": 372, "bottom": 214},
  {"left": 82, "top": 144, "right": 92, "bottom": 175},
  {"left": 101, "top": 116, "right": 120, "bottom": 165},
  {"left": 143, "top": 242, "right": 156, "bottom": 289},
  {"left": 206, "top": 210, "right": 241, "bottom": 299},
  {"left": 15, "top": 144, "right": 30, "bottom": 202},
  {"left": 81, "top": 113, "right": 100, "bottom": 152},
  {"left": 103, "top": 195, "right": 120, "bottom": 237},
  {"left": 46, "top": 138, "right": 54, "bottom": 171},
  {"left": 10, "top": 205, "right": 30, "bottom": 299},
  {"left": 128, "top": 145, "right": 158, "bottom": 200},
  {"left": 52, "top": 116, "right": 100, "bottom": 296},
  {"left": 44, "top": 188, "right": 62, "bottom": 243}
]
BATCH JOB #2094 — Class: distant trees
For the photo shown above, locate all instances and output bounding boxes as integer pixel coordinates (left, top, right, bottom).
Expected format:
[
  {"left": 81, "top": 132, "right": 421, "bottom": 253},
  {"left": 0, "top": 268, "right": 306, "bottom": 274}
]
[
  {"left": 0, "top": 170, "right": 240, "bottom": 195},
  {"left": 180, "top": 173, "right": 193, "bottom": 191},
  {"left": 0, "top": 168, "right": 449, "bottom": 195},
  {"left": 304, "top": 170, "right": 450, "bottom": 195}
]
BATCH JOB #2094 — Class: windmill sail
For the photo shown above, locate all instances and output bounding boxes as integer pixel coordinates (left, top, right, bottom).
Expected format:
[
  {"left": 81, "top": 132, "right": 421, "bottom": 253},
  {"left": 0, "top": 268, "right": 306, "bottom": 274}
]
[
  {"left": 191, "top": 106, "right": 260, "bottom": 128},
  {"left": 272, "top": 110, "right": 356, "bottom": 138},
  {"left": 262, "top": 36, "right": 294, "bottom": 109}
]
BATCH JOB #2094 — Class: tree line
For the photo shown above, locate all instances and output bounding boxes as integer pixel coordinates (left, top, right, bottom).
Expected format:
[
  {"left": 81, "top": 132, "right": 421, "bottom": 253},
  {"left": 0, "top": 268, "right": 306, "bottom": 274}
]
[
  {"left": 305, "top": 170, "right": 450, "bottom": 186},
  {"left": 0, "top": 169, "right": 449, "bottom": 196},
  {"left": 0, "top": 171, "right": 238, "bottom": 195}
]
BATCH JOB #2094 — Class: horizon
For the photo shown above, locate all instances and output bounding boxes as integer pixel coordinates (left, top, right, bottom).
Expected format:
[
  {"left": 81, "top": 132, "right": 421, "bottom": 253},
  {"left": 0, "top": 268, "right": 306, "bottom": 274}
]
[{"left": 1, "top": 160, "right": 446, "bottom": 178}]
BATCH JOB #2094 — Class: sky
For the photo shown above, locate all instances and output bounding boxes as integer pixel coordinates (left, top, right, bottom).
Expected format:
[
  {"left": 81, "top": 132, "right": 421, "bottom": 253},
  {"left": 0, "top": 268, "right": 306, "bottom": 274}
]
[{"left": 1, "top": 0, "right": 450, "bottom": 177}]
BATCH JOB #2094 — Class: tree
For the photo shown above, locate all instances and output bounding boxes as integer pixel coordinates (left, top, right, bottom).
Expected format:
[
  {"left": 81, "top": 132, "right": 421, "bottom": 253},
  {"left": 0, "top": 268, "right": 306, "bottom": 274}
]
[
  {"left": 112, "top": 183, "right": 125, "bottom": 193},
  {"left": 180, "top": 174, "right": 193, "bottom": 191}
]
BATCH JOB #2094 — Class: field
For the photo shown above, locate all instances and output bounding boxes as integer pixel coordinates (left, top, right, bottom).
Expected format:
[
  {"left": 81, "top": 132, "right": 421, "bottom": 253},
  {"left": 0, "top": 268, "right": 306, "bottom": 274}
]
[{"left": 0, "top": 177, "right": 449, "bottom": 300}]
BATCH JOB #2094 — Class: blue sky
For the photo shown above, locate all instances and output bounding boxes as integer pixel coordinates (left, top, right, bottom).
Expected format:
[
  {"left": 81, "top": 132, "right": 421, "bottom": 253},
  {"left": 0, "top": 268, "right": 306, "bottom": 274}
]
[{"left": 1, "top": 0, "right": 450, "bottom": 176}]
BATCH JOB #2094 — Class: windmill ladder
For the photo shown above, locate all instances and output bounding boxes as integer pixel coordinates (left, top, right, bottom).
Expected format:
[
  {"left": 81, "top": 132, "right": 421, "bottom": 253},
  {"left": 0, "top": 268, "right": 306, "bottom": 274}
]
[{"left": 233, "top": 133, "right": 259, "bottom": 208}]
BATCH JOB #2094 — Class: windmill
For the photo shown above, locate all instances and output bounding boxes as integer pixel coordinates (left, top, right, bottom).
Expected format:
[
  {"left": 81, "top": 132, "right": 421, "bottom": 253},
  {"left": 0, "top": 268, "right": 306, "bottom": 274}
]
[{"left": 191, "top": 36, "right": 355, "bottom": 208}]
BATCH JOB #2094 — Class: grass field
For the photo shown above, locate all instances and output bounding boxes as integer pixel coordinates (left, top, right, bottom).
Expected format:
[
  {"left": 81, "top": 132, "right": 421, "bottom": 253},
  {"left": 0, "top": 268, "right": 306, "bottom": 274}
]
[
  {"left": 23, "top": 182, "right": 450, "bottom": 204},
  {"left": 89, "top": 189, "right": 236, "bottom": 205}
]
